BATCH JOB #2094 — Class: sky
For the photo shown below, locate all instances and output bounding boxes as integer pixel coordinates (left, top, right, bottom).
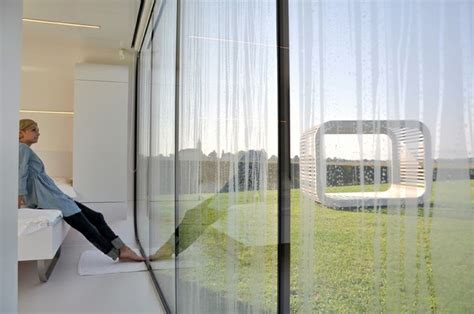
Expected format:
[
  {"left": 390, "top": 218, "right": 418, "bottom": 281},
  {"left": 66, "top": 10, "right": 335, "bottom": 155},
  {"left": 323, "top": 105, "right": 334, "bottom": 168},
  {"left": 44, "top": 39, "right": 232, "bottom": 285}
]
[{"left": 142, "top": 0, "right": 473, "bottom": 161}]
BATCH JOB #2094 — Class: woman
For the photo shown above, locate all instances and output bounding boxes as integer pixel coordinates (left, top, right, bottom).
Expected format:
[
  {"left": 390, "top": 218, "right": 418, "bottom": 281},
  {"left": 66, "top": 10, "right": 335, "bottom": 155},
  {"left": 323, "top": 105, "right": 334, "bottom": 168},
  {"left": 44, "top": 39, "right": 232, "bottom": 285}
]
[{"left": 18, "top": 119, "right": 144, "bottom": 262}]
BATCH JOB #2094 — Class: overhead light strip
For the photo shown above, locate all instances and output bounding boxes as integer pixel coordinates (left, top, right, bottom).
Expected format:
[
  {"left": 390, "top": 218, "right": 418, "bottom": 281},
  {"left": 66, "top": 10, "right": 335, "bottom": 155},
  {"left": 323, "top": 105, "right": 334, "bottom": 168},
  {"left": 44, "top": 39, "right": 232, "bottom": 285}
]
[
  {"left": 22, "top": 18, "right": 100, "bottom": 29},
  {"left": 20, "top": 110, "right": 74, "bottom": 116}
]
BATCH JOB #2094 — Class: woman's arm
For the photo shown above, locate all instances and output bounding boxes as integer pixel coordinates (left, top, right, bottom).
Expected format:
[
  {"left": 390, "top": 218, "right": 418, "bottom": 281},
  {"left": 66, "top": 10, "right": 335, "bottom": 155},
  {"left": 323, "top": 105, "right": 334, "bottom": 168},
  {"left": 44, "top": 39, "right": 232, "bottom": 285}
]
[
  {"left": 18, "top": 195, "right": 24, "bottom": 208},
  {"left": 18, "top": 144, "right": 31, "bottom": 200}
]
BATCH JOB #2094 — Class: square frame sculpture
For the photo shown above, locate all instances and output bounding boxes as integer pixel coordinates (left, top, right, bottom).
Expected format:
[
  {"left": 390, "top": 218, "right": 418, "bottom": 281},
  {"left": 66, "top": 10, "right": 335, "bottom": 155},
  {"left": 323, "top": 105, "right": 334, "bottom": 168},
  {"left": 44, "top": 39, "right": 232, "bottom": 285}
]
[{"left": 300, "top": 120, "right": 432, "bottom": 209}]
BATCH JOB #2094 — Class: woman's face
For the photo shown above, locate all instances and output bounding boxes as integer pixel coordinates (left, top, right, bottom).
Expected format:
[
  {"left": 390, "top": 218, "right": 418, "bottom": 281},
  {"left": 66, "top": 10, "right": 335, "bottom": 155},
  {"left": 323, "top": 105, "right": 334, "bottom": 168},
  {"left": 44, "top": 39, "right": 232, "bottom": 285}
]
[{"left": 20, "top": 125, "right": 40, "bottom": 145}]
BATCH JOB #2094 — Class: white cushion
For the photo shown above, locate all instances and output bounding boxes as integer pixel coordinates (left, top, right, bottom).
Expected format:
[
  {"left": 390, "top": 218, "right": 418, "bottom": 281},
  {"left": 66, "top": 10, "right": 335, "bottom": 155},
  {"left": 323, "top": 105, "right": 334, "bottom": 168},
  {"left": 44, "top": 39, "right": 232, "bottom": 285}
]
[{"left": 18, "top": 208, "right": 62, "bottom": 236}]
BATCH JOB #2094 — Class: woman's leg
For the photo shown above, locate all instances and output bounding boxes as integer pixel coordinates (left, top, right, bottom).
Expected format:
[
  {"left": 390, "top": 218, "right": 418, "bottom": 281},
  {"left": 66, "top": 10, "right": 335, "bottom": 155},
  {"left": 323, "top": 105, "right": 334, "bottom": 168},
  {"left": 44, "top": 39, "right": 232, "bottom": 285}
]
[
  {"left": 73, "top": 201, "right": 124, "bottom": 249},
  {"left": 73, "top": 201, "right": 145, "bottom": 262},
  {"left": 63, "top": 212, "right": 120, "bottom": 260}
]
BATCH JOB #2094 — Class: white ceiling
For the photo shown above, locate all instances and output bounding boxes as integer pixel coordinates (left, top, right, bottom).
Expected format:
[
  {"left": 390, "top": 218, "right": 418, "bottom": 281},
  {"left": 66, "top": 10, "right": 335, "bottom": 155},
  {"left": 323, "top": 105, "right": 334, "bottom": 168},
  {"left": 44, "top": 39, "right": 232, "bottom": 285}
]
[
  {"left": 20, "top": 0, "right": 146, "bottom": 113},
  {"left": 23, "top": 0, "right": 141, "bottom": 50}
]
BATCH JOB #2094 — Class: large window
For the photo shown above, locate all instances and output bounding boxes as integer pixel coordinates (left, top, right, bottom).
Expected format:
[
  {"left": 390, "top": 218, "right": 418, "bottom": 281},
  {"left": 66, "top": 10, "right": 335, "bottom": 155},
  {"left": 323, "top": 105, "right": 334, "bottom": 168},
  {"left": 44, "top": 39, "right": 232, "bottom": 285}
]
[
  {"left": 136, "top": 1, "right": 473, "bottom": 313},
  {"left": 174, "top": 1, "right": 279, "bottom": 312},
  {"left": 290, "top": 1, "right": 473, "bottom": 312},
  {"left": 137, "top": 1, "right": 278, "bottom": 312}
]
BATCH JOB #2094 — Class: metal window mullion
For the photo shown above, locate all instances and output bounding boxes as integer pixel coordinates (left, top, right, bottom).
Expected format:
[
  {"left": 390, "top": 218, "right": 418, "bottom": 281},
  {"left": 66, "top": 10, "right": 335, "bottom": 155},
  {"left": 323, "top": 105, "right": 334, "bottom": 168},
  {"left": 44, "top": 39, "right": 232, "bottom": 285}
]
[
  {"left": 277, "top": 0, "right": 291, "bottom": 313},
  {"left": 174, "top": 0, "right": 182, "bottom": 313}
]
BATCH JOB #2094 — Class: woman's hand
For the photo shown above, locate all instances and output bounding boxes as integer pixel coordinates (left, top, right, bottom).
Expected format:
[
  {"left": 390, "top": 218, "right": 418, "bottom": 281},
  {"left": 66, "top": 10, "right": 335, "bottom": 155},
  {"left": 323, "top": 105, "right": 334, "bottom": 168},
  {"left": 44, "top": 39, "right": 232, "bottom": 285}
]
[{"left": 18, "top": 196, "right": 25, "bottom": 208}]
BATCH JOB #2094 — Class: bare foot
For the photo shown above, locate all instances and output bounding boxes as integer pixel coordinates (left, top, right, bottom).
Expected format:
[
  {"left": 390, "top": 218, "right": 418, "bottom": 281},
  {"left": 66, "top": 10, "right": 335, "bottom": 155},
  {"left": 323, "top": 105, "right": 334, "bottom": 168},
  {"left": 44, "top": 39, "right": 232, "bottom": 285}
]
[
  {"left": 149, "top": 242, "right": 173, "bottom": 261},
  {"left": 119, "top": 246, "right": 145, "bottom": 262}
]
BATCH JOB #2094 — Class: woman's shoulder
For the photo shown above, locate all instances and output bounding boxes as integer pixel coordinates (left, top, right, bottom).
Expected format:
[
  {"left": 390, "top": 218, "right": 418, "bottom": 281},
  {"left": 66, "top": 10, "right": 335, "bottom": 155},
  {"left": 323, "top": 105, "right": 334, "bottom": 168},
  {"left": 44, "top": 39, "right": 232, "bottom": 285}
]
[{"left": 19, "top": 143, "right": 32, "bottom": 153}]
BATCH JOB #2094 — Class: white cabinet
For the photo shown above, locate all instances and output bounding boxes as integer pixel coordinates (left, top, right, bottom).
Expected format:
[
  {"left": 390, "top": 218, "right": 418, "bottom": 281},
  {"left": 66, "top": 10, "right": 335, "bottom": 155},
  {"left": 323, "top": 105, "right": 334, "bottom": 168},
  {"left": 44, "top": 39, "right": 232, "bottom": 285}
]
[{"left": 73, "top": 64, "right": 129, "bottom": 220}]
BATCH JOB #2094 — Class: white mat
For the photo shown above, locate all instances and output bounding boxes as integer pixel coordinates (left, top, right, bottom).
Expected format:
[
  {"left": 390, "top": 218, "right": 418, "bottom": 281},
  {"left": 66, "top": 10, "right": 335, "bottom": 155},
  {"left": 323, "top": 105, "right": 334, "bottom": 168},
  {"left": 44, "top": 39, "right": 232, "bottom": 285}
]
[{"left": 78, "top": 249, "right": 147, "bottom": 276}]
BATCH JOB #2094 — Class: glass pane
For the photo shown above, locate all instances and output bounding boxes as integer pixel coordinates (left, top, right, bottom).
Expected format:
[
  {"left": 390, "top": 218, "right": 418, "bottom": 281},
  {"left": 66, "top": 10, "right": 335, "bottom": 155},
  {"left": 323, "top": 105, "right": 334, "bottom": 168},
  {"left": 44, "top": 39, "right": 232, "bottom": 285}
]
[
  {"left": 175, "top": 1, "right": 278, "bottom": 312},
  {"left": 149, "top": 2, "right": 177, "bottom": 311},
  {"left": 290, "top": 1, "right": 473, "bottom": 312},
  {"left": 136, "top": 24, "right": 152, "bottom": 257}
]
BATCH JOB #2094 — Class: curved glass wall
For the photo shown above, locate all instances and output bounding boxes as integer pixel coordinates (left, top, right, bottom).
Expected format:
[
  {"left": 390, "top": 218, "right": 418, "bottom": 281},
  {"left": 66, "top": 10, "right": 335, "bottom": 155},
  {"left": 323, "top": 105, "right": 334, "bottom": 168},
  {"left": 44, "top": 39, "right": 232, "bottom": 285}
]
[
  {"left": 136, "top": 0, "right": 473, "bottom": 313},
  {"left": 176, "top": 1, "right": 278, "bottom": 312},
  {"left": 149, "top": 1, "right": 177, "bottom": 311},
  {"left": 136, "top": 25, "right": 152, "bottom": 258}
]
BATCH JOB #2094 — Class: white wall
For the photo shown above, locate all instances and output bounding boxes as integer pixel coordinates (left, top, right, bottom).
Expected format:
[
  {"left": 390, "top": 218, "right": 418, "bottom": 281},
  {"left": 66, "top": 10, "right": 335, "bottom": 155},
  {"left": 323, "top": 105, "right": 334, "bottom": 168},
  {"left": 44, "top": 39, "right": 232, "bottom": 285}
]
[
  {"left": 20, "top": 32, "right": 138, "bottom": 222},
  {"left": 0, "top": 0, "right": 22, "bottom": 311},
  {"left": 21, "top": 36, "right": 134, "bottom": 179},
  {"left": 73, "top": 64, "right": 129, "bottom": 221}
]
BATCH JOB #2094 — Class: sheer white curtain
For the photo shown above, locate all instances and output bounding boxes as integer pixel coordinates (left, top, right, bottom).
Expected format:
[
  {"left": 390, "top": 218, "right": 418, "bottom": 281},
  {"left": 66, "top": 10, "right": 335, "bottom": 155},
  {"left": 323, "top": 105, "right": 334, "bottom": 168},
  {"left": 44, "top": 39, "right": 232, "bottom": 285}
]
[
  {"left": 176, "top": 1, "right": 278, "bottom": 312},
  {"left": 0, "top": 0, "right": 22, "bottom": 311},
  {"left": 290, "top": 1, "right": 473, "bottom": 312}
]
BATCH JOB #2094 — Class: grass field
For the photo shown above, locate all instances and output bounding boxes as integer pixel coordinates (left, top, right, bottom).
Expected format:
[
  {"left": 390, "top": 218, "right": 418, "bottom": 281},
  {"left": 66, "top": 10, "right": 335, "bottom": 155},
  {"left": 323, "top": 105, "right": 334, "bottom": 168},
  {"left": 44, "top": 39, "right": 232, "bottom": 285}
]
[
  {"left": 151, "top": 180, "right": 474, "bottom": 312},
  {"left": 326, "top": 182, "right": 391, "bottom": 193}
]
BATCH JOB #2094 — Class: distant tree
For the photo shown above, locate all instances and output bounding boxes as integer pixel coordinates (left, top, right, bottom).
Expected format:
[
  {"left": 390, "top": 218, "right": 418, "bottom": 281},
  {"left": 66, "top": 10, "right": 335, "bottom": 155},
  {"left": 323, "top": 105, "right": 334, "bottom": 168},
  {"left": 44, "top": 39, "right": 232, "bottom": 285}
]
[
  {"left": 208, "top": 150, "right": 218, "bottom": 160},
  {"left": 269, "top": 155, "right": 278, "bottom": 162}
]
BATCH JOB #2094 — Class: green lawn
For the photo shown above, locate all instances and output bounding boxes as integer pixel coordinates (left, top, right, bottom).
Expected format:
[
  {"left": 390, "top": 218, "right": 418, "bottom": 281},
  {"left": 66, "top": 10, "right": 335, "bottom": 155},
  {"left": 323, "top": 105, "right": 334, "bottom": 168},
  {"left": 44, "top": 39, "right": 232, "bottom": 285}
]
[
  {"left": 326, "top": 182, "right": 391, "bottom": 193},
  {"left": 151, "top": 180, "right": 474, "bottom": 312}
]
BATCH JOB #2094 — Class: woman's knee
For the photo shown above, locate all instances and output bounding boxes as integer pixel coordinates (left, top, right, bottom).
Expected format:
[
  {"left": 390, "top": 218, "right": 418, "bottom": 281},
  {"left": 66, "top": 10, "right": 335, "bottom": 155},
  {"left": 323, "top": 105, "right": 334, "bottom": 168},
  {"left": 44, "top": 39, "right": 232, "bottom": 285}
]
[
  {"left": 91, "top": 211, "right": 105, "bottom": 223},
  {"left": 80, "top": 205, "right": 105, "bottom": 223}
]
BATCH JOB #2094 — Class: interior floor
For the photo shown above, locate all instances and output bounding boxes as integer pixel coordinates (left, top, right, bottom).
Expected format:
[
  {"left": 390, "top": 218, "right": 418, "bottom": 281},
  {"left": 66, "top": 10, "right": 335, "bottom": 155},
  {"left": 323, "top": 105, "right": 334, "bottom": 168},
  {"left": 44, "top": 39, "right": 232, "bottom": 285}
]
[{"left": 18, "top": 208, "right": 164, "bottom": 314}]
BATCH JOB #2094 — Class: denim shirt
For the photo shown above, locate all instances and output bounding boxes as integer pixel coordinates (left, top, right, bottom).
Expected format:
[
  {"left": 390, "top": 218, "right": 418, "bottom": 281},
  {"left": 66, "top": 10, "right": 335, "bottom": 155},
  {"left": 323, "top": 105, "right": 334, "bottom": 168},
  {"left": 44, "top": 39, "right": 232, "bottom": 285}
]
[{"left": 19, "top": 143, "right": 80, "bottom": 217}]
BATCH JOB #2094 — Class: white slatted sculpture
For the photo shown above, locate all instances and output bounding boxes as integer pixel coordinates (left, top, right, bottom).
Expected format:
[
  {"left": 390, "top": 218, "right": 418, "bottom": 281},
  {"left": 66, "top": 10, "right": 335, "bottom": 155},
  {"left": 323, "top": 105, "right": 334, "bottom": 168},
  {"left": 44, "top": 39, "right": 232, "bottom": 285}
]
[{"left": 300, "top": 120, "right": 432, "bottom": 209}]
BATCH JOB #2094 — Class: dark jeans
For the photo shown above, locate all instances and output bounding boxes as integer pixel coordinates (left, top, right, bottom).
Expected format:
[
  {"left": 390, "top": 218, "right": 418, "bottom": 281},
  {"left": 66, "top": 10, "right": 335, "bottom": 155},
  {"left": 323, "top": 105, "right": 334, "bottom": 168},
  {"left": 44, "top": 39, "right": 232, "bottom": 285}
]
[{"left": 63, "top": 201, "right": 123, "bottom": 260}]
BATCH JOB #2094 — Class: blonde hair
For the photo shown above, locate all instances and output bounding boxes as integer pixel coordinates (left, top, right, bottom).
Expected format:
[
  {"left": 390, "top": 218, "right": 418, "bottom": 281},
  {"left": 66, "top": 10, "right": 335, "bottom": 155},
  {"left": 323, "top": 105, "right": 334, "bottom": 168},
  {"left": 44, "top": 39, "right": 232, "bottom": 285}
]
[{"left": 19, "top": 119, "right": 38, "bottom": 140}]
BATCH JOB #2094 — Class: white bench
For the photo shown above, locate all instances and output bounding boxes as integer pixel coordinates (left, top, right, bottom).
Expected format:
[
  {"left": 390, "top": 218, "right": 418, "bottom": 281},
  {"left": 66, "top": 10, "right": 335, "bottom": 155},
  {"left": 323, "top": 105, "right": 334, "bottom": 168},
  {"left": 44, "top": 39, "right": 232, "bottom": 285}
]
[
  {"left": 18, "top": 209, "right": 70, "bottom": 282},
  {"left": 18, "top": 180, "right": 75, "bottom": 282}
]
